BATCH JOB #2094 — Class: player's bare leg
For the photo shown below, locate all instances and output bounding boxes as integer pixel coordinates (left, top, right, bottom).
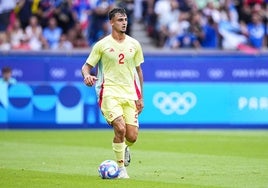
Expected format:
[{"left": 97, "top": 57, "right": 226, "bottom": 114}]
[
  {"left": 124, "top": 124, "right": 138, "bottom": 166},
  {"left": 112, "top": 116, "right": 129, "bottom": 178},
  {"left": 125, "top": 124, "right": 138, "bottom": 144}
]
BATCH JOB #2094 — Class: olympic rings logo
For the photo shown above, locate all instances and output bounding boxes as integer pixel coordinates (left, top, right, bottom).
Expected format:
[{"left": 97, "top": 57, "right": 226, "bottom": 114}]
[
  {"left": 153, "top": 92, "right": 197, "bottom": 115},
  {"left": 50, "top": 68, "right": 66, "bottom": 79}
]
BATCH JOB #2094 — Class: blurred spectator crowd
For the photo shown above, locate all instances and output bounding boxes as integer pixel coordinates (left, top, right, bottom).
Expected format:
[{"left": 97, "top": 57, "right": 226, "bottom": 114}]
[
  {"left": 0, "top": 0, "right": 267, "bottom": 51},
  {"left": 0, "top": 0, "right": 134, "bottom": 50},
  {"left": 144, "top": 0, "right": 268, "bottom": 50}
]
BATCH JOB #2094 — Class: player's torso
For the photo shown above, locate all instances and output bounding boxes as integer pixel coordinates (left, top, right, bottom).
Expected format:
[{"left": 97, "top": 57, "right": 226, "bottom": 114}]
[
  {"left": 101, "top": 36, "right": 136, "bottom": 69},
  {"left": 98, "top": 36, "right": 137, "bottom": 84},
  {"left": 96, "top": 36, "right": 139, "bottom": 99}
]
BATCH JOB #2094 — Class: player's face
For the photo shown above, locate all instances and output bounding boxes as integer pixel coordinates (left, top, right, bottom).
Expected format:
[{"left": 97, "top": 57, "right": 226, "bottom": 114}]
[{"left": 111, "top": 13, "right": 128, "bottom": 33}]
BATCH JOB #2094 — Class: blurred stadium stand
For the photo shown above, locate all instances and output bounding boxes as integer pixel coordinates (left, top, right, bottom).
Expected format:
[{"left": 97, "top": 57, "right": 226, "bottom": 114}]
[{"left": 0, "top": 0, "right": 268, "bottom": 51}]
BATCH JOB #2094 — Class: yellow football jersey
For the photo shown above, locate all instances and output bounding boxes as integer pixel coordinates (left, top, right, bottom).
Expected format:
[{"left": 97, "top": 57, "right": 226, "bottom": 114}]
[{"left": 86, "top": 35, "right": 144, "bottom": 100}]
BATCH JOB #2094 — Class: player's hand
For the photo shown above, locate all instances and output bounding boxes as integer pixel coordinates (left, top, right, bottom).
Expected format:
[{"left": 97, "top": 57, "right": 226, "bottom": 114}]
[
  {"left": 135, "top": 99, "right": 144, "bottom": 114},
  {"left": 84, "top": 75, "right": 98, "bottom": 87}
]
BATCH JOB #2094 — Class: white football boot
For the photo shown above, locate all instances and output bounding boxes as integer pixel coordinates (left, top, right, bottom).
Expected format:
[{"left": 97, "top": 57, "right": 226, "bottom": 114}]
[{"left": 117, "top": 166, "right": 130, "bottom": 179}]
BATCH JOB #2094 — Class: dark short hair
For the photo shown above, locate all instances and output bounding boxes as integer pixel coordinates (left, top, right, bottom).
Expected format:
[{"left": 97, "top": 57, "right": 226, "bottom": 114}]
[
  {"left": 2, "top": 66, "right": 12, "bottom": 73},
  {"left": 108, "top": 7, "right": 126, "bottom": 20}
]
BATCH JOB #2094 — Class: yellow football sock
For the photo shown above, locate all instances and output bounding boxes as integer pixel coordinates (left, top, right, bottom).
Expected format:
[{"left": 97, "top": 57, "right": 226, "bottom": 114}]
[
  {"left": 125, "top": 140, "right": 134, "bottom": 147},
  {"left": 112, "top": 142, "right": 124, "bottom": 168}
]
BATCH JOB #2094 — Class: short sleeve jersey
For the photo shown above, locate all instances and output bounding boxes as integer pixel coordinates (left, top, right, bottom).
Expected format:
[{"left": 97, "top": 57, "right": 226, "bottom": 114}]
[{"left": 86, "top": 35, "right": 144, "bottom": 100}]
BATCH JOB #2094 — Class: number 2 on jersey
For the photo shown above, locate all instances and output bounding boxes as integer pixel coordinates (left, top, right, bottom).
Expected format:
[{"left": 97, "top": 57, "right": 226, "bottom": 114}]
[{"left": 118, "top": 53, "right": 124, "bottom": 64}]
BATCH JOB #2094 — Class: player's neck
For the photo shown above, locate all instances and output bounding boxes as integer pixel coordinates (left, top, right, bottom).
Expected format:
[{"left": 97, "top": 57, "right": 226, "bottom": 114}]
[{"left": 111, "top": 31, "right": 126, "bottom": 43}]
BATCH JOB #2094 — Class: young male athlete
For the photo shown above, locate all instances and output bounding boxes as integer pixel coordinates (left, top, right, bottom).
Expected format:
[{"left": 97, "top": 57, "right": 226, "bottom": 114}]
[{"left": 81, "top": 7, "right": 144, "bottom": 179}]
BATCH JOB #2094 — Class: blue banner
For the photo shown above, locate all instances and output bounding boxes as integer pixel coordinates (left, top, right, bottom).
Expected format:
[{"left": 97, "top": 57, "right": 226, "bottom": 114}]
[
  {"left": 1, "top": 52, "right": 268, "bottom": 129},
  {"left": 1, "top": 53, "right": 268, "bottom": 82},
  {"left": 141, "top": 83, "right": 268, "bottom": 125},
  {"left": 142, "top": 55, "right": 268, "bottom": 82},
  {"left": 1, "top": 82, "right": 268, "bottom": 128}
]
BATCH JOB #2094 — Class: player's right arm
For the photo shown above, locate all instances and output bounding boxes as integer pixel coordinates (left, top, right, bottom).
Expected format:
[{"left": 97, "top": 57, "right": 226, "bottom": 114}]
[
  {"left": 81, "top": 40, "right": 102, "bottom": 87},
  {"left": 81, "top": 63, "right": 98, "bottom": 87}
]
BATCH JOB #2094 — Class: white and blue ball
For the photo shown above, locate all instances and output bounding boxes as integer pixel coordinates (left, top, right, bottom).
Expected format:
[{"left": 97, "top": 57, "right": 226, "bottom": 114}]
[{"left": 98, "top": 160, "right": 119, "bottom": 179}]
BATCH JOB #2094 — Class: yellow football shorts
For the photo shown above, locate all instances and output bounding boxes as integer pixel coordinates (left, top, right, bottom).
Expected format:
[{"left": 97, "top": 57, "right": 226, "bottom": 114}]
[{"left": 100, "top": 96, "right": 139, "bottom": 127}]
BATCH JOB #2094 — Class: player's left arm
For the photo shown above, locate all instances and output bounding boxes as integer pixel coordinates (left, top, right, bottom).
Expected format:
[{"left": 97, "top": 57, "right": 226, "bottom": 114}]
[
  {"left": 133, "top": 39, "right": 144, "bottom": 114},
  {"left": 135, "top": 65, "right": 144, "bottom": 114}
]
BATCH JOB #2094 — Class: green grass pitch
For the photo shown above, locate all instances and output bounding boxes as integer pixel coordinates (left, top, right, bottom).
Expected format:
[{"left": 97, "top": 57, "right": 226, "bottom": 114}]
[{"left": 0, "top": 129, "right": 268, "bottom": 188}]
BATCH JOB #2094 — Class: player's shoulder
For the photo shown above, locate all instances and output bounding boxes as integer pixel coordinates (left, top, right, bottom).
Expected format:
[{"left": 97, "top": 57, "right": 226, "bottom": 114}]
[
  {"left": 91, "top": 35, "right": 112, "bottom": 51},
  {"left": 94, "top": 35, "right": 111, "bottom": 46}
]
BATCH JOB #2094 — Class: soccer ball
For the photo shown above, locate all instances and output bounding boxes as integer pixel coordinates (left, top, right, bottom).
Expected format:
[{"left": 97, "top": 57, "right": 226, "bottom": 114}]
[{"left": 98, "top": 160, "right": 119, "bottom": 179}]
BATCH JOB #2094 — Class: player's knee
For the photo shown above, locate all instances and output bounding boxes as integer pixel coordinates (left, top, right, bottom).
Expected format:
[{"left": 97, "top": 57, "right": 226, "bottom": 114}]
[
  {"left": 114, "top": 126, "right": 126, "bottom": 143},
  {"left": 126, "top": 132, "right": 138, "bottom": 143},
  {"left": 125, "top": 125, "right": 138, "bottom": 143},
  {"left": 116, "top": 125, "right": 126, "bottom": 136},
  {"left": 112, "top": 117, "right": 126, "bottom": 136}
]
